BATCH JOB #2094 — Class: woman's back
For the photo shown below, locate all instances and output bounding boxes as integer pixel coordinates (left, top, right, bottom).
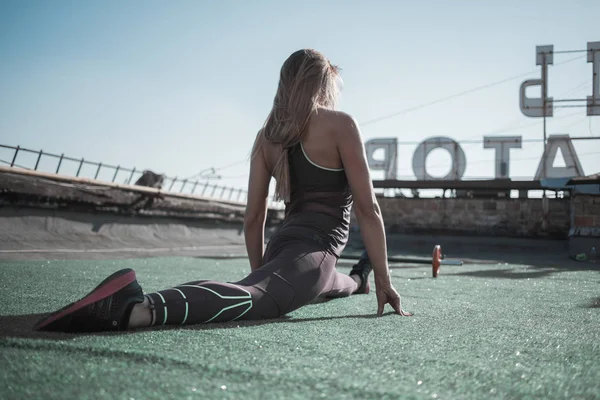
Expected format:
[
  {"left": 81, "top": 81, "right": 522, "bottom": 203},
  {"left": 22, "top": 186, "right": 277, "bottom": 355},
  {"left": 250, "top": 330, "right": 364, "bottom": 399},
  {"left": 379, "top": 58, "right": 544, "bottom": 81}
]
[
  {"left": 262, "top": 109, "right": 353, "bottom": 255},
  {"left": 262, "top": 108, "right": 343, "bottom": 171}
]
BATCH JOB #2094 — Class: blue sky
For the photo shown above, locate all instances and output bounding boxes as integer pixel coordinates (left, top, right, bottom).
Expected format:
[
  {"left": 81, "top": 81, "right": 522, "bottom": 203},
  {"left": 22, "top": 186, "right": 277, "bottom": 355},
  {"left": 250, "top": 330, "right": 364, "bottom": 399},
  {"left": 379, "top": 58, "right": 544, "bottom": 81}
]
[{"left": 1, "top": 0, "right": 599, "bottom": 194}]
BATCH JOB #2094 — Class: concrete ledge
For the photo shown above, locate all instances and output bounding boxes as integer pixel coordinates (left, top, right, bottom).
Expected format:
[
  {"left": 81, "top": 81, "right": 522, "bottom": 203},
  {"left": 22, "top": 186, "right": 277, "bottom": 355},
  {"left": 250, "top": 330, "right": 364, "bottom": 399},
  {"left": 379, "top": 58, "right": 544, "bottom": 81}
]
[
  {"left": 0, "top": 167, "right": 285, "bottom": 225},
  {"left": 0, "top": 206, "right": 250, "bottom": 260},
  {"left": 0, "top": 166, "right": 246, "bottom": 206},
  {"left": 1, "top": 205, "right": 595, "bottom": 270}
]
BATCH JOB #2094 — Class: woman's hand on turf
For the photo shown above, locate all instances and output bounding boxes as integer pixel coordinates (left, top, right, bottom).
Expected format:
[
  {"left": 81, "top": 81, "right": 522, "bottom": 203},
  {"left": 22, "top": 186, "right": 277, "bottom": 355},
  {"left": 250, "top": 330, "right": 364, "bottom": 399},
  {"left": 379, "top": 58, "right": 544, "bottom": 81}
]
[{"left": 376, "top": 283, "right": 413, "bottom": 317}]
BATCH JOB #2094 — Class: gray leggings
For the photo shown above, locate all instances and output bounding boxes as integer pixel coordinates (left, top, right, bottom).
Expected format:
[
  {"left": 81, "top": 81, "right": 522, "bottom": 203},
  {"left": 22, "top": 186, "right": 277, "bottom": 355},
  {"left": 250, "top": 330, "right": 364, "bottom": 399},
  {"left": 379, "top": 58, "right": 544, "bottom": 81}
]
[{"left": 145, "top": 234, "right": 358, "bottom": 326}]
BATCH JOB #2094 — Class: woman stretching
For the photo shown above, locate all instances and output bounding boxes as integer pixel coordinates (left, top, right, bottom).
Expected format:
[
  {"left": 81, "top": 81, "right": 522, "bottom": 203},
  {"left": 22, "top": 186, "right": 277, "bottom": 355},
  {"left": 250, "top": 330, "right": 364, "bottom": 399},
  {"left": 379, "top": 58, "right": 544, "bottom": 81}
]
[{"left": 35, "top": 49, "right": 412, "bottom": 333}]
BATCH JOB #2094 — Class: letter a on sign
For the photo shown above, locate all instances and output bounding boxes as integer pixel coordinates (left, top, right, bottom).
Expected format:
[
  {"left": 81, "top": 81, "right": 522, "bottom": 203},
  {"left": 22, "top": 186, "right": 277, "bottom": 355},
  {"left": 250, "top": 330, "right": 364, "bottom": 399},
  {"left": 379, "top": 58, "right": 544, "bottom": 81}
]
[{"left": 534, "top": 135, "right": 584, "bottom": 179}]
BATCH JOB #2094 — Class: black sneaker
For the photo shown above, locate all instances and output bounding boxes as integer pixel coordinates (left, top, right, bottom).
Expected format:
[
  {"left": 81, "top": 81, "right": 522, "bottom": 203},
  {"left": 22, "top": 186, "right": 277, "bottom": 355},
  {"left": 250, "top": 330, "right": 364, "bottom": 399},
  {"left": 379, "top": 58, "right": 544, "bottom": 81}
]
[
  {"left": 349, "top": 258, "right": 372, "bottom": 294},
  {"left": 34, "top": 268, "right": 145, "bottom": 333}
]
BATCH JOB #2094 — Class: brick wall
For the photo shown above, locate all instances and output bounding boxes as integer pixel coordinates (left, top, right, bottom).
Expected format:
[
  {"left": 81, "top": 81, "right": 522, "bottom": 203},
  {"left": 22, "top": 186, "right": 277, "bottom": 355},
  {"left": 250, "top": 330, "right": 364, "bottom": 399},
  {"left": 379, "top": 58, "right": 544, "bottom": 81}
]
[
  {"left": 571, "top": 194, "right": 600, "bottom": 235},
  {"left": 351, "top": 196, "right": 571, "bottom": 238}
]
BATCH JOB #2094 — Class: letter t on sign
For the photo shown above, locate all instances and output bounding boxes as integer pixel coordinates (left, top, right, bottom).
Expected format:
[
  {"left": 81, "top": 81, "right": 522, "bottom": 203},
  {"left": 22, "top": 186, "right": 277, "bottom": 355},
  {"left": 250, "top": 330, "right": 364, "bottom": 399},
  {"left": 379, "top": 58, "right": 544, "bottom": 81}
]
[{"left": 483, "top": 136, "right": 522, "bottom": 179}]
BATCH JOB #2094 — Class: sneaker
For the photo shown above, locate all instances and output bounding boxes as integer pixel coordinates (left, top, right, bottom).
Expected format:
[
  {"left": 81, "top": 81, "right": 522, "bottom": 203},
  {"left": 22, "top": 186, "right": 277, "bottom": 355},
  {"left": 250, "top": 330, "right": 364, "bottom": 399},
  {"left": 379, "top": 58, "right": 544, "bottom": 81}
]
[
  {"left": 34, "top": 268, "right": 145, "bottom": 333},
  {"left": 349, "top": 258, "right": 372, "bottom": 294}
]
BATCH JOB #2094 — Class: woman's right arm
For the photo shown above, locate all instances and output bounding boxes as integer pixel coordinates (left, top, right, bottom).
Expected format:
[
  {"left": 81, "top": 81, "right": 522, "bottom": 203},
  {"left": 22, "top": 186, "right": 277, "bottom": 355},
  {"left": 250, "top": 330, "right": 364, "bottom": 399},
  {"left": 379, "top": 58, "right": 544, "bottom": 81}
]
[{"left": 335, "top": 112, "right": 412, "bottom": 316}]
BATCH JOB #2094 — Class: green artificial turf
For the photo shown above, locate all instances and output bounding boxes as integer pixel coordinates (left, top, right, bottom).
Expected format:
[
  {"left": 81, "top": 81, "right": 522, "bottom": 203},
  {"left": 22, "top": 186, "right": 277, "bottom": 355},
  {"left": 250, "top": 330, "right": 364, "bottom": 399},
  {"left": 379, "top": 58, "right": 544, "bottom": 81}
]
[{"left": 1, "top": 257, "right": 599, "bottom": 399}]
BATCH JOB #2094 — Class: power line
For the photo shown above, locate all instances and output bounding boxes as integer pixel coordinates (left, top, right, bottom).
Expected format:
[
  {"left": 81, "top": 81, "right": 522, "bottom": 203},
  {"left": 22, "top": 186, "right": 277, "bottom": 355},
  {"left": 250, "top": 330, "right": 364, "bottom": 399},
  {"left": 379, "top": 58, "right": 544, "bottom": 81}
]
[
  {"left": 519, "top": 111, "right": 584, "bottom": 137},
  {"left": 556, "top": 117, "right": 589, "bottom": 132},
  {"left": 190, "top": 56, "right": 589, "bottom": 179},
  {"left": 420, "top": 82, "right": 589, "bottom": 144},
  {"left": 359, "top": 54, "right": 587, "bottom": 127},
  {"left": 218, "top": 174, "right": 250, "bottom": 180},
  {"left": 461, "top": 80, "right": 590, "bottom": 142},
  {"left": 510, "top": 151, "right": 598, "bottom": 163},
  {"left": 214, "top": 159, "right": 249, "bottom": 171},
  {"left": 205, "top": 113, "right": 589, "bottom": 180},
  {"left": 397, "top": 111, "right": 582, "bottom": 146},
  {"left": 417, "top": 151, "right": 599, "bottom": 172},
  {"left": 184, "top": 158, "right": 249, "bottom": 180},
  {"left": 190, "top": 110, "right": 585, "bottom": 181},
  {"left": 556, "top": 80, "right": 591, "bottom": 97}
]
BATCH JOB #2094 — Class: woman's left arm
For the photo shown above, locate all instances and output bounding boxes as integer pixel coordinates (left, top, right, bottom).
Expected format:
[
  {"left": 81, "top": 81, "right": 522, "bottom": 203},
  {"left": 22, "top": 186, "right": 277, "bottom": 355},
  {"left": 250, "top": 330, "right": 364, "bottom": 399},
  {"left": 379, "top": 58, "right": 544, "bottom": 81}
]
[{"left": 244, "top": 143, "right": 271, "bottom": 271}]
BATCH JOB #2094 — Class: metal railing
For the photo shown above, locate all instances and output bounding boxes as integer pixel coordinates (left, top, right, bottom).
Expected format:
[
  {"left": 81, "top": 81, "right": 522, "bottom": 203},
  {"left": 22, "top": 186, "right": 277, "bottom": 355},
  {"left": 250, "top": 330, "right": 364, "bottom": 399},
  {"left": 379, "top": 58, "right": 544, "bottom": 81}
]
[{"left": 0, "top": 144, "right": 284, "bottom": 208}]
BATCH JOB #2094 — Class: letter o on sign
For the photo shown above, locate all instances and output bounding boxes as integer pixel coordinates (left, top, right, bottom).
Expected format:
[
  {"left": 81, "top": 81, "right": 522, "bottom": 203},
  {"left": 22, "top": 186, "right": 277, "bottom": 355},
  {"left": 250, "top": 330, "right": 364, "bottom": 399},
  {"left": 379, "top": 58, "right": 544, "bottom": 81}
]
[{"left": 412, "top": 137, "right": 467, "bottom": 180}]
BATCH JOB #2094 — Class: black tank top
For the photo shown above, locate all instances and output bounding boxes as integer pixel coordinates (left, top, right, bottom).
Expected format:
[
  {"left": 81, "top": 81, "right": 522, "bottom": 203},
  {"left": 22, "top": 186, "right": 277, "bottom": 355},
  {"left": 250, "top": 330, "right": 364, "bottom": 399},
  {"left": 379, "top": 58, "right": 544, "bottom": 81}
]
[{"left": 275, "top": 143, "right": 353, "bottom": 256}]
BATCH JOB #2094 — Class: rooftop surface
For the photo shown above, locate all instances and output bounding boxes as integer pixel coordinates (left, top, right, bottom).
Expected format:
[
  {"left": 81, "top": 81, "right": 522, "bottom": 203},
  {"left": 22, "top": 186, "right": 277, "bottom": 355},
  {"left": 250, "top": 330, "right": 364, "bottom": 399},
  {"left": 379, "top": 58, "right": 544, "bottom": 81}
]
[
  {"left": 1, "top": 252, "right": 598, "bottom": 399},
  {"left": 1, "top": 169, "right": 599, "bottom": 398}
]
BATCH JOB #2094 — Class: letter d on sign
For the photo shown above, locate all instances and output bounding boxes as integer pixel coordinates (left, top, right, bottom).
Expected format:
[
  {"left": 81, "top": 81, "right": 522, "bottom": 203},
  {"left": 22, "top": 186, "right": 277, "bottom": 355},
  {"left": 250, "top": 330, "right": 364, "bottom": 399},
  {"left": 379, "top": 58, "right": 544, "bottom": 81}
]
[
  {"left": 520, "top": 45, "right": 554, "bottom": 118},
  {"left": 365, "top": 138, "right": 397, "bottom": 180},
  {"left": 588, "top": 41, "right": 600, "bottom": 116}
]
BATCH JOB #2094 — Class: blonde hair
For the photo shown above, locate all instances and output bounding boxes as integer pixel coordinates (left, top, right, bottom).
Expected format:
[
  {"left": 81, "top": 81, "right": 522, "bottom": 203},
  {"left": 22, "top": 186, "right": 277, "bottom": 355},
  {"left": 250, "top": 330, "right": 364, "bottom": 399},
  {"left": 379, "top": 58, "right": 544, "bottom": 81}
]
[{"left": 251, "top": 49, "right": 341, "bottom": 203}]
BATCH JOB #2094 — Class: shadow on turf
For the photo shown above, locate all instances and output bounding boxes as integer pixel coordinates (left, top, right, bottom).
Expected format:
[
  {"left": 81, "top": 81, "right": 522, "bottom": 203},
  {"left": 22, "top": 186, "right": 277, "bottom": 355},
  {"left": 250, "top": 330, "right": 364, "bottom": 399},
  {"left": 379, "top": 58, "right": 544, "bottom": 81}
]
[
  {"left": 0, "top": 310, "right": 399, "bottom": 341},
  {"left": 581, "top": 297, "right": 600, "bottom": 308},
  {"left": 446, "top": 262, "right": 600, "bottom": 280},
  {"left": 449, "top": 268, "right": 558, "bottom": 280}
]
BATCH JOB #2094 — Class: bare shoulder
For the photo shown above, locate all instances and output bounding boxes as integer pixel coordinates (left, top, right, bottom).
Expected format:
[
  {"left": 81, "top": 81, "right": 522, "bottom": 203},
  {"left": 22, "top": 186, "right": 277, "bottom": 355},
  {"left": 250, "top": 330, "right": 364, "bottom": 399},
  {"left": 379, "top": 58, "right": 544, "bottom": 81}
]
[
  {"left": 315, "top": 108, "right": 357, "bottom": 125},
  {"left": 313, "top": 108, "right": 360, "bottom": 139},
  {"left": 254, "top": 132, "right": 281, "bottom": 172}
]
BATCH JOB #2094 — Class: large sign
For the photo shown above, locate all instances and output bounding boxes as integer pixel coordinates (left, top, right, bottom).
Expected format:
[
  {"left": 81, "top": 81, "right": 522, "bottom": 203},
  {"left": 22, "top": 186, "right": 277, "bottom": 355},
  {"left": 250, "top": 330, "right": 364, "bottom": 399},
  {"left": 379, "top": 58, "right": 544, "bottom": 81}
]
[
  {"left": 519, "top": 41, "right": 599, "bottom": 117},
  {"left": 365, "top": 134, "right": 585, "bottom": 181},
  {"left": 365, "top": 41, "right": 598, "bottom": 181}
]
